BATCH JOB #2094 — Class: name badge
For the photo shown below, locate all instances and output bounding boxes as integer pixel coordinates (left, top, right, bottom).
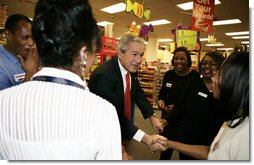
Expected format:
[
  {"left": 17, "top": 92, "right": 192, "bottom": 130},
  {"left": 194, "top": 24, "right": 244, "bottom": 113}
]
[
  {"left": 14, "top": 73, "right": 25, "bottom": 82},
  {"left": 198, "top": 92, "right": 207, "bottom": 98},
  {"left": 166, "top": 83, "right": 172, "bottom": 88}
]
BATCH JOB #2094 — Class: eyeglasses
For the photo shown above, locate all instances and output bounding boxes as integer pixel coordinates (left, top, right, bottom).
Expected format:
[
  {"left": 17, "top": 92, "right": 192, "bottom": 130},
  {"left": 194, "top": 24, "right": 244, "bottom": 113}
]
[{"left": 201, "top": 61, "right": 217, "bottom": 67}]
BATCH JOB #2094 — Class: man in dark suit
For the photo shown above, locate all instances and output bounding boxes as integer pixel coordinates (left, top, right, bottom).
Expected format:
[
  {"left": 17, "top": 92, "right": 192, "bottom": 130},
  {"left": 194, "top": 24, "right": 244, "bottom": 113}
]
[{"left": 88, "top": 34, "right": 166, "bottom": 159}]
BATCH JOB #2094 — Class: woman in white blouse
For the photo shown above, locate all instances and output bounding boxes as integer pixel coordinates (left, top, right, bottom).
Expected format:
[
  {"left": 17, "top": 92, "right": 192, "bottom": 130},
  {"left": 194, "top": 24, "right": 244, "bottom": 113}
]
[
  {"left": 0, "top": 0, "right": 122, "bottom": 160},
  {"left": 151, "top": 51, "right": 249, "bottom": 160}
]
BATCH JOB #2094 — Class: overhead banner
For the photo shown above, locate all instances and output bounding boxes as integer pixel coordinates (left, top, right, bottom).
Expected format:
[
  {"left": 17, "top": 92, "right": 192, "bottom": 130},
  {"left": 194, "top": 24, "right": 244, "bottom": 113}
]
[
  {"left": 173, "top": 26, "right": 201, "bottom": 52},
  {"left": 191, "top": 0, "right": 215, "bottom": 33}
]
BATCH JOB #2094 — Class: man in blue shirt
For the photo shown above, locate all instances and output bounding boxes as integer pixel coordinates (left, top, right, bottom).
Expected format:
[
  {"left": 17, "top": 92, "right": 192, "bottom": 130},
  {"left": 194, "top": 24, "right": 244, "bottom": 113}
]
[{"left": 0, "top": 14, "right": 39, "bottom": 90}]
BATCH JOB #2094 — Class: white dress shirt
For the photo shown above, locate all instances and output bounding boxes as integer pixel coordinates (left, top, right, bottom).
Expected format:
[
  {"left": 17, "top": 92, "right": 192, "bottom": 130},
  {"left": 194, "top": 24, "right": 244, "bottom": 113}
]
[
  {"left": 0, "top": 67, "right": 122, "bottom": 160},
  {"left": 118, "top": 60, "right": 145, "bottom": 142}
]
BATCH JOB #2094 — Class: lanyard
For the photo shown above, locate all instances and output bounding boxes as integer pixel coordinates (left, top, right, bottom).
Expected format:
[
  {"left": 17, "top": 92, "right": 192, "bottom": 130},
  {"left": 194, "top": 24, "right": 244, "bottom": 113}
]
[{"left": 32, "top": 76, "right": 85, "bottom": 90}]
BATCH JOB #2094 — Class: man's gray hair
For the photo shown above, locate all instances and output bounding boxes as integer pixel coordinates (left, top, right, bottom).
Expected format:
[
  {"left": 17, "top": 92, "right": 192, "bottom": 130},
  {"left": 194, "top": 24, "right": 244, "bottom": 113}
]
[{"left": 117, "top": 33, "right": 145, "bottom": 53}]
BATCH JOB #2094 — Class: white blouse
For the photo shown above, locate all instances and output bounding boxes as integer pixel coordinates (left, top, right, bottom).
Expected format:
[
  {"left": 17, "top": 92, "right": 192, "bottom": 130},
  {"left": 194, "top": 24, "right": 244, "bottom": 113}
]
[
  {"left": 208, "top": 117, "right": 249, "bottom": 160},
  {"left": 0, "top": 68, "right": 122, "bottom": 160}
]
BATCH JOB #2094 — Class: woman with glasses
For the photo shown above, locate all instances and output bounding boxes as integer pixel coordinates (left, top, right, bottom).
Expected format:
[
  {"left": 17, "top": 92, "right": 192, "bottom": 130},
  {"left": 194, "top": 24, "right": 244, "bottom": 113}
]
[{"left": 161, "top": 51, "right": 225, "bottom": 160}]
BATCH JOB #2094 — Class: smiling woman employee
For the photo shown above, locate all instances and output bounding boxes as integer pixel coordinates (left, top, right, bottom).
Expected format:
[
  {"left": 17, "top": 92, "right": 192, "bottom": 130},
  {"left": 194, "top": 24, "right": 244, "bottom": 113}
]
[{"left": 157, "top": 46, "right": 200, "bottom": 160}]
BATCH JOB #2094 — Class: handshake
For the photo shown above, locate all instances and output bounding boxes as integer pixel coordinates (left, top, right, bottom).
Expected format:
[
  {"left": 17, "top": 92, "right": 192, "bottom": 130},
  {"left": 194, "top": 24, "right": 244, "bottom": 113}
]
[
  {"left": 142, "top": 134, "right": 168, "bottom": 153},
  {"left": 145, "top": 112, "right": 169, "bottom": 153}
]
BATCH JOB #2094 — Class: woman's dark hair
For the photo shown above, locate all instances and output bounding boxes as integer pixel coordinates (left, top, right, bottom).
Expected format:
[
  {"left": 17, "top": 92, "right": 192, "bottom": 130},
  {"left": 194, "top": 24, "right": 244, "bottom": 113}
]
[
  {"left": 171, "top": 46, "right": 192, "bottom": 68},
  {"left": 32, "top": 0, "right": 100, "bottom": 68},
  {"left": 219, "top": 51, "right": 249, "bottom": 128},
  {"left": 5, "top": 14, "right": 32, "bottom": 34},
  {"left": 198, "top": 51, "right": 225, "bottom": 72}
]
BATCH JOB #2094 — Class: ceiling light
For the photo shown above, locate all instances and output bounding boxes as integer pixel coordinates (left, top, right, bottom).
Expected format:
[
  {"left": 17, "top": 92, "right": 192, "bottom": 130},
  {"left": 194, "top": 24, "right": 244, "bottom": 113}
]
[
  {"left": 241, "top": 41, "right": 249, "bottom": 44},
  {"left": 213, "top": 19, "right": 241, "bottom": 26},
  {"left": 158, "top": 38, "right": 173, "bottom": 42},
  {"left": 97, "top": 21, "right": 114, "bottom": 27},
  {"left": 177, "top": 0, "right": 221, "bottom": 10},
  {"left": 217, "top": 48, "right": 234, "bottom": 51},
  {"left": 206, "top": 43, "right": 224, "bottom": 47},
  {"left": 100, "top": 3, "right": 126, "bottom": 14},
  {"left": 160, "top": 46, "right": 167, "bottom": 48},
  {"left": 200, "top": 38, "right": 208, "bottom": 41},
  {"left": 143, "top": 19, "right": 171, "bottom": 26},
  {"left": 225, "top": 31, "right": 249, "bottom": 36},
  {"left": 232, "top": 36, "right": 249, "bottom": 39}
]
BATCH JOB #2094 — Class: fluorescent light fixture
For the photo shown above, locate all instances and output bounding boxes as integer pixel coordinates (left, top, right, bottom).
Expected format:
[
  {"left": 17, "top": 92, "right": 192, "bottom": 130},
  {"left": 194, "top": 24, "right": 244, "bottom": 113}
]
[
  {"left": 144, "top": 19, "right": 171, "bottom": 26},
  {"left": 100, "top": 3, "right": 126, "bottom": 14},
  {"left": 213, "top": 19, "right": 241, "bottom": 26},
  {"left": 177, "top": 0, "right": 221, "bottom": 10},
  {"left": 158, "top": 38, "right": 173, "bottom": 42},
  {"left": 160, "top": 46, "right": 167, "bottom": 48},
  {"left": 225, "top": 31, "right": 249, "bottom": 36},
  {"left": 232, "top": 36, "right": 249, "bottom": 39},
  {"left": 206, "top": 43, "right": 224, "bottom": 47},
  {"left": 217, "top": 48, "right": 234, "bottom": 51},
  {"left": 97, "top": 21, "right": 114, "bottom": 27},
  {"left": 200, "top": 38, "right": 208, "bottom": 41},
  {"left": 241, "top": 41, "right": 249, "bottom": 44}
]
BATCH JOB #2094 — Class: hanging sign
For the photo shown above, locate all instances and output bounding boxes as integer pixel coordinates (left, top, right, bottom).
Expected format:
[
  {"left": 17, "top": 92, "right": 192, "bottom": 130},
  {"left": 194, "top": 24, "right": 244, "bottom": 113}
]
[
  {"left": 173, "top": 26, "right": 201, "bottom": 52},
  {"left": 191, "top": 0, "right": 215, "bottom": 33},
  {"left": 125, "top": 0, "right": 151, "bottom": 21},
  {"left": 99, "top": 36, "right": 119, "bottom": 61}
]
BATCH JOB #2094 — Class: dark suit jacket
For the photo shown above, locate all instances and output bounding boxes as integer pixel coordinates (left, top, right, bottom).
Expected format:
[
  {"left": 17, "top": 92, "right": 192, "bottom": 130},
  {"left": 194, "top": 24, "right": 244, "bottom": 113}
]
[{"left": 88, "top": 56, "right": 154, "bottom": 141}]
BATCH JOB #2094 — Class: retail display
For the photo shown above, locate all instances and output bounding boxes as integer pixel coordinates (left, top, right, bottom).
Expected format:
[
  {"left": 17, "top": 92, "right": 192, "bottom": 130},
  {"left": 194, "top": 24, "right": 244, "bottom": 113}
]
[
  {"left": 0, "top": 3, "right": 7, "bottom": 44},
  {"left": 0, "top": 3, "right": 8, "bottom": 28},
  {"left": 137, "top": 64, "right": 155, "bottom": 106},
  {"left": 137, "top": 61, "right": 172, "bottom": 110}
]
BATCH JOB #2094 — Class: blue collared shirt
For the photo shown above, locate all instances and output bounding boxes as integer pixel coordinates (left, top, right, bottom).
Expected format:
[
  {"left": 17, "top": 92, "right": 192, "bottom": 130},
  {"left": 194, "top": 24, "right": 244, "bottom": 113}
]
[{"left": 0, "top": 45, "right": 25, "bottom": 90}]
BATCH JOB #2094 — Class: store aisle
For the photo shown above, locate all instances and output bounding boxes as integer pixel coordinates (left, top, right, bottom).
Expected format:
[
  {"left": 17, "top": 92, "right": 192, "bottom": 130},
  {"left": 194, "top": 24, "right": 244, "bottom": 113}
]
[{"left": 124, "top": 106, "right": 179, "bottom": 160}]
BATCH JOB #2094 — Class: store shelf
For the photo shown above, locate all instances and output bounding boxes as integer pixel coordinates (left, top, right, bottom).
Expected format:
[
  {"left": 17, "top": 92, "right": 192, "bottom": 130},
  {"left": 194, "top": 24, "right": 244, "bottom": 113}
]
[
  {"left": 153, "top": 61, "right": 172, "bottom": 103},
  {"left": 138, "top": 65, "right": 156, "bottom": 105}
]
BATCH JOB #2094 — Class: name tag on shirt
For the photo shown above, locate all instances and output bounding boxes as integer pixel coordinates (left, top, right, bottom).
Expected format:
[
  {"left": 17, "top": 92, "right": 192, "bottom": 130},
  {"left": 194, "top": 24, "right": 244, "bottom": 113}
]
[
  {"left": 166, "top": 83, "right": 172, "bottom": 88},
  {"left": 198, "top": 91, "right": 208, "bottom": 98},
  {"left": 14, "top": 73, "right": 25, "bottom": 82}
]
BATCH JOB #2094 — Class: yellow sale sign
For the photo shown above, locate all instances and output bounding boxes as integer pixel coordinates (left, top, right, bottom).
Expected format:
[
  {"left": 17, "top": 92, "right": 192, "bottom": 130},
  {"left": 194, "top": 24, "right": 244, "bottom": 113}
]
[{"left": 176, "top": 29, "right": 200, "bottom": 51}]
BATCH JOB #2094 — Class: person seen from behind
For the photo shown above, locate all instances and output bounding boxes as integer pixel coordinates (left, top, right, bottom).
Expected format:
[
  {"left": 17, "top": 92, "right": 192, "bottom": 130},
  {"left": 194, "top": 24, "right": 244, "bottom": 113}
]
[{"left": 0, "top": 0, "right": 122, "bottom": 160}]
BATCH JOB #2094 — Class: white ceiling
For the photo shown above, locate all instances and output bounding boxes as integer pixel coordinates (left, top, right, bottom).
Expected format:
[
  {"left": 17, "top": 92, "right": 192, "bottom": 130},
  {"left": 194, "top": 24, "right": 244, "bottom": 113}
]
[{"left": 0, "top": 0, "right": 249, "bottom": 51}]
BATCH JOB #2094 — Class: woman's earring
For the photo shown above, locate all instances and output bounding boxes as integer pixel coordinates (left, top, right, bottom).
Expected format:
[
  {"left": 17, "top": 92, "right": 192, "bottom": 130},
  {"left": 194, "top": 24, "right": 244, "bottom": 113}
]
[{"left": 80, "top": 53, "right": 87, "bottom": 68}]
